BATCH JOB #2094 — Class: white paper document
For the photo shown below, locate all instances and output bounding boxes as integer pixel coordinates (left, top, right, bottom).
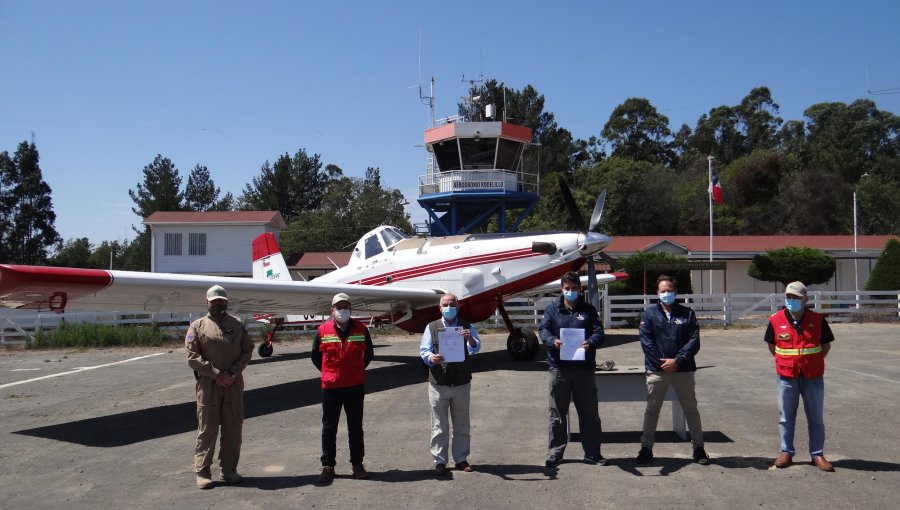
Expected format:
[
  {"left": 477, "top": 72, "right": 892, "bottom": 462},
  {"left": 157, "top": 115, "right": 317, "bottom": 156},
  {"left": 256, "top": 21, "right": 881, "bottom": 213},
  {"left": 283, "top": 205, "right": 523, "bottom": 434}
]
[
  {"left": 560, "top": 327, "right": 585, "bottom": 361},
  {"left": 437, "top": 328, "right": 465, "bottom": 363}
]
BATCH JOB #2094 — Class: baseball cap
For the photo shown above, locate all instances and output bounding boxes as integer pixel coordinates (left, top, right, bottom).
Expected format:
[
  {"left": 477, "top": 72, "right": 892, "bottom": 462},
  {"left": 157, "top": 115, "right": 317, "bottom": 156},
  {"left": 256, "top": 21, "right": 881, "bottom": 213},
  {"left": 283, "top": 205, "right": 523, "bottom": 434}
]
[
  {"left": 206, "top": 285, "right": 228, "bottom": 301},
  {"left": 785, "top": 281, "right": 807, "bottom": 297},
  {"left": 332, "top": 292, "right": 351, "bottom": 306}
]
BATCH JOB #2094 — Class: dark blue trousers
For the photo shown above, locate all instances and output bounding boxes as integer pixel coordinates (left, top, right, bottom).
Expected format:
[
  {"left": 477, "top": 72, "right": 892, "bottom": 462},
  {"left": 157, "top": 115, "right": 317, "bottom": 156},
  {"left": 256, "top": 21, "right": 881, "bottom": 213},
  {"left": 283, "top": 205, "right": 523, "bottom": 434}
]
[{"left": 321, "top": 384, "right": 365, "bottom": 467}]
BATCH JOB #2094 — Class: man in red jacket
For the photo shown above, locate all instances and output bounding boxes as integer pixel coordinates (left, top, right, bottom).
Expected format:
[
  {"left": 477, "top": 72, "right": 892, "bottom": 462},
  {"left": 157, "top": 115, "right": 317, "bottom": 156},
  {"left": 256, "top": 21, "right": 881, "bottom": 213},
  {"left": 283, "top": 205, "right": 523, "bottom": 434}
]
[
  {"left": 765, "top": 281, "right": 836, "bottom": 472},
  {"left": 311, "top": 293, "right": 374, "bottom": 483}
]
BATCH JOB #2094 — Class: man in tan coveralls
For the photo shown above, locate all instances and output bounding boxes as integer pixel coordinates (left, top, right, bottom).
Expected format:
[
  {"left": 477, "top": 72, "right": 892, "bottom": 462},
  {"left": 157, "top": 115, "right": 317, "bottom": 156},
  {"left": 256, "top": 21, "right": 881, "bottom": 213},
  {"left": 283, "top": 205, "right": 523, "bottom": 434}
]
[{"left": 186, "top": 285, "right": 254, "bottom": 489}]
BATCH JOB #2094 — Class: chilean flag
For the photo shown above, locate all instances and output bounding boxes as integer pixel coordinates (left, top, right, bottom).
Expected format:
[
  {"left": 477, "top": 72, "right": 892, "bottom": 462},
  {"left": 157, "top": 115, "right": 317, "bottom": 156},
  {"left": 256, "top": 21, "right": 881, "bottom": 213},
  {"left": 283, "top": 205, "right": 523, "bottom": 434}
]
[{"left": 709, "top": 168, "right": 724, "bottom": 205}]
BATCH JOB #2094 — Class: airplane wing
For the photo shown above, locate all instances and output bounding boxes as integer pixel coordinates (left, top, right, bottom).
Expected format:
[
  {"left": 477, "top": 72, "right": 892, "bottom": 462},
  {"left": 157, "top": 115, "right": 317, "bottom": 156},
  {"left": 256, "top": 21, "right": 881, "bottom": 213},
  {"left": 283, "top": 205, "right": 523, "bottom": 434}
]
[
  {"left": 513, "top": 272, "right": 629, "bottom": 298},
  {"left": 0, "top": 265, "right": 442, "bottom": 317}
]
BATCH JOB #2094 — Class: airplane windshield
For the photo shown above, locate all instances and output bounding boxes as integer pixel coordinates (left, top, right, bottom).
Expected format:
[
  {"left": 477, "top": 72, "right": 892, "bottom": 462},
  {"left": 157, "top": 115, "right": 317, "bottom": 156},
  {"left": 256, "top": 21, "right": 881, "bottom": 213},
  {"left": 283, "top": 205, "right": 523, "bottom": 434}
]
[{"left": 380, "top": 227, "right": 409, "bottom": 249}]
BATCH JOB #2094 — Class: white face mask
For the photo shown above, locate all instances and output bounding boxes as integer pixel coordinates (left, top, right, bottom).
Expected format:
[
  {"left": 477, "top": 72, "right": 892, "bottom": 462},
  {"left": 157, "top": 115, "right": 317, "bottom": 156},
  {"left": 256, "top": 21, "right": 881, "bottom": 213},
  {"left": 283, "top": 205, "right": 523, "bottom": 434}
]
[{"left": 334, "top": 309, "right": 351, "bottom": 323}]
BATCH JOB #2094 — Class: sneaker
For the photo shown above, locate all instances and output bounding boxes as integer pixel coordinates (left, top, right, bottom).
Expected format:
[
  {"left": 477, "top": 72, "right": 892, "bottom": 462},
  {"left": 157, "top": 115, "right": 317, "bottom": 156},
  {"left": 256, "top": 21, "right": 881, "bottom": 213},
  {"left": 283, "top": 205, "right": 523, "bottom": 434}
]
[
  {"left": 196, "top": 472, "right": 213, "bottom": 489},
  {"left": 693, "top": 446, "right": 710, "bottom": 465},
  {"left": 544, "top": 456, "right": 561, "bottom": 468},
  {"left": 635, "top": 446, "right": 654, "bottom": 465},
  {"left": 318, "top": 466, "right": 335, "bottom": 484},
  {"left": 221, "top": 471, "right": 243, "bottom": 484},
  {"left": 434, "top": 463, "right": 448, "bottom": 476},
  {"left": 584, "top": 454, "right": 609, "bottom": 466},
  {"left": 351, "top": 463, "right": 369, "bottom": 479}
]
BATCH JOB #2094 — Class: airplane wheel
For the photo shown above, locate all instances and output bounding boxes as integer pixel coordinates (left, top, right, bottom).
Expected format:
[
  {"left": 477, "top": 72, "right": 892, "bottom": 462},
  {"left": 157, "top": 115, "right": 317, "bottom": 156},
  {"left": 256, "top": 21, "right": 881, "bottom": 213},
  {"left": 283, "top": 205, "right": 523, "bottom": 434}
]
[
  {"left": 257, "top": 342, "right": 274, "bottom": 358},
  {"left": 507, "top": 327, "right": 539, "bottom": 361}
]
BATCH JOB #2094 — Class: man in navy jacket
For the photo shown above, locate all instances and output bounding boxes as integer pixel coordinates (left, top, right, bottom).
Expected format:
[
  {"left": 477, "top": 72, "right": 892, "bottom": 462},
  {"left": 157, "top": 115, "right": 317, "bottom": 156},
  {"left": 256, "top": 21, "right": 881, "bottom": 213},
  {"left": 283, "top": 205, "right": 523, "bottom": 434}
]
[
  {"left": 538, "top": 271, "right": 607, "bottom": 467},
  {"left": 635, "top": 275, "right": 709, "bottom": 465}
]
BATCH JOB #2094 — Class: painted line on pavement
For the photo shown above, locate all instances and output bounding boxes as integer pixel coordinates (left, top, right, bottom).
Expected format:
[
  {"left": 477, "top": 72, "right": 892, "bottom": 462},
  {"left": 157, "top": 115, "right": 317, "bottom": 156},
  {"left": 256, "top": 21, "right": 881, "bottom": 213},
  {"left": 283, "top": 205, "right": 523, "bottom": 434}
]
[
  {"left": 830, "top": 366, "right": 900, "bottom": 384},
  {"left": 0, "top": 353, "right": 166, "bottom": 390}
]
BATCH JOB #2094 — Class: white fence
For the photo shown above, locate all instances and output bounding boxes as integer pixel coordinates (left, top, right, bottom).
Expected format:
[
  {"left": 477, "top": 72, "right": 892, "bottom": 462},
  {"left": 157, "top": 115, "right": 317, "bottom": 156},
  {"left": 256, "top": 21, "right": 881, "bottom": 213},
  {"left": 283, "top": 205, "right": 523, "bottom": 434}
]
[
  {"left": 487, "top": 291, "right": 900, "bottom": 329},
  {"left": 2, "top": 291, "right": 898, "bottom": 346}
]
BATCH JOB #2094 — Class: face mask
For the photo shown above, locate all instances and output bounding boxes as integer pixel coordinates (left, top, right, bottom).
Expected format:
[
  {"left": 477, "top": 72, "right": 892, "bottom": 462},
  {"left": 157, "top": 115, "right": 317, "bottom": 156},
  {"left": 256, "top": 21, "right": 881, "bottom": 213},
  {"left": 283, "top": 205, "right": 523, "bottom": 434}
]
[
  {"left": 785, "top": 298, "right": 804, "bottom": 313},
  {"left": 334, "top": 309, "right": 351, "bottom": 323},
  {"left": 658, "top": 291, "right": 676, "bottom": 305},
  {"left": 441, "top": 306, "right": 457, "bottom": 320},
  {"left": 563, "top": 290, "right": 579, "bottom": 303},
  {"left": 208, "top": 301, "right": 227, "bottom": 318}
]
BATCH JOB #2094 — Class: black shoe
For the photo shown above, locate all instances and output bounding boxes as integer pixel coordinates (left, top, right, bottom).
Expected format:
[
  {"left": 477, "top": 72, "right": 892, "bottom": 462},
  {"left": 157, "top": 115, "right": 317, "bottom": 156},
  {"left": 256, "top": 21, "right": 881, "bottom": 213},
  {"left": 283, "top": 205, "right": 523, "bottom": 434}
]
[
  {"left": 545, "top": 456, "right": 561, "bottom": 468},
  {"left": 318, "top": 466, "right": 335, "bottom": 484},
  {"left": 434, "top": 463, "right": 448, "bottom": 476},
  {"left": 636, "top": 446, "right": 653, "bottom": 465},
  {"left": 584, "top": 454, "right": 609, "bottom": 466},
  {"left": 693, "top": 446, "right": 710, "bottom": 465}
]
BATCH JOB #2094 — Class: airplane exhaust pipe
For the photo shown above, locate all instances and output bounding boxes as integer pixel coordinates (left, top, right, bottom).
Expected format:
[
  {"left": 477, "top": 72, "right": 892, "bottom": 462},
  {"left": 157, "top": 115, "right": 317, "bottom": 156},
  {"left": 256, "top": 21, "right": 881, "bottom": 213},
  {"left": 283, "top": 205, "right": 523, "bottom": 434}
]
[{"left": 532, "top": 242, "right": 557, "bottom": 255}]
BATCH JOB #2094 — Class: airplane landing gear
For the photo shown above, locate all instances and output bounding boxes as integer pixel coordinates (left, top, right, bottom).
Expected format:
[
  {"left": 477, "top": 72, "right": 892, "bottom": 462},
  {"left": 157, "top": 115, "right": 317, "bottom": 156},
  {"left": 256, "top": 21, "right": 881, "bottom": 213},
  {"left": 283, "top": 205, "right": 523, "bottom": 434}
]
[
  {"left": 506, "top": 326, "right": 539, "bottom": 361},
  {"left": 497, "top": 298, "right": 540, "bottom": 361},
  {"left": 257, "top": 319, "right": 283, "bottom": 357}
]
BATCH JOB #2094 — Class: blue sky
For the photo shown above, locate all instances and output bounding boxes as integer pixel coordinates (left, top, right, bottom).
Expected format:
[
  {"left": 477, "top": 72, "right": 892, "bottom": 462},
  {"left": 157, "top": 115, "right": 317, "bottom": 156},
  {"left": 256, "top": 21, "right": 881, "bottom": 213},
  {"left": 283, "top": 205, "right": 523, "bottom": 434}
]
[{"left": 2, "top": 0, "right": 899, "bottom": 245}]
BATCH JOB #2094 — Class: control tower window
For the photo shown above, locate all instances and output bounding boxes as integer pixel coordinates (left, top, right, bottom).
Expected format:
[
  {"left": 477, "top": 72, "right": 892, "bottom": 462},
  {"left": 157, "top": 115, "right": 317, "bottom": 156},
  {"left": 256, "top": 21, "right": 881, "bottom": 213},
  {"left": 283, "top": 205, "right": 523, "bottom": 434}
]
[
  {"left": 364, "top": 234, "right": 383, "bottom": 259},
  {"left": 496, "top": 139, "right": 523, "bottom": 170},
  {"left": 459, "top": 137, "right": 496, "bottom": 169},
  {"left": 433, "top": 141, "right": 461, "bottom": 171}
]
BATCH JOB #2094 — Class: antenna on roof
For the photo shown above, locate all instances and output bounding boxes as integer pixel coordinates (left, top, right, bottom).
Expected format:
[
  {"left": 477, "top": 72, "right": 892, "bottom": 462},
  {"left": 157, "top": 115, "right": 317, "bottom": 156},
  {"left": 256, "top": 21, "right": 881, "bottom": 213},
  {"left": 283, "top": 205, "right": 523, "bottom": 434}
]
[
  {"left": 413, "top": 28, "right": 436, "bottom": 127},
  {"left": 866, "top": 65, "right": 900, "bottom": 95}
]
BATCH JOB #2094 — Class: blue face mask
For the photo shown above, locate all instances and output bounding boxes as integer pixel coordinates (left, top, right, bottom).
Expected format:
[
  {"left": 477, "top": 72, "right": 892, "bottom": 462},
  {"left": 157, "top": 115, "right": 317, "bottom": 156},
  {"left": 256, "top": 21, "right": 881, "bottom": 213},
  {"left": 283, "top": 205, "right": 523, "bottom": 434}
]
[
  {"left": 785, "top": 298, "right": 804, "bottom": 313},
  {"left": 563, "top": 290, "right": 579, "bottom": 302},
  {"left": 658, "top": 291, "right": 676, "bottom": 305},
  {"left": 441, "top": 306, "right": 457, "bottom": 320}
]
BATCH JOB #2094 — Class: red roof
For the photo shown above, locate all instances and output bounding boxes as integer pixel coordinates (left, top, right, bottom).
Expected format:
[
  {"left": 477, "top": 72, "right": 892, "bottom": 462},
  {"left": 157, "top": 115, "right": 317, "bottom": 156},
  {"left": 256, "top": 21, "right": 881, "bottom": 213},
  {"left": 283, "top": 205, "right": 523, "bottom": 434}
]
[
  {"left": 605, "top": 235, "right": 897, "bottom": 254},
  {"left": 143, "top": 211, "right": 286, "bottom": 229}
]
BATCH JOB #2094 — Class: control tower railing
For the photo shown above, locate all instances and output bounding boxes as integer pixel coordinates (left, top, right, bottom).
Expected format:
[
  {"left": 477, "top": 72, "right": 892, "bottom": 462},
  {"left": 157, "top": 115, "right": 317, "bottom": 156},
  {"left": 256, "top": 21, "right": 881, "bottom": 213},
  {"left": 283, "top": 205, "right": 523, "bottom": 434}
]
[{"left": 418, "top": 167, "right": 539, "bottom": 196}]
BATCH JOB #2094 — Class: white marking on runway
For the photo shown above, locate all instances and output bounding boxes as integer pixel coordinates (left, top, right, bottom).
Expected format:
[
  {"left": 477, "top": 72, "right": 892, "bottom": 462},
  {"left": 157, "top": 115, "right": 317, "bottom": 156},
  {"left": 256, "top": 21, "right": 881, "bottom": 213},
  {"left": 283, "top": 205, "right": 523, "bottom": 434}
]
[
  {"left": 0, "top": 353, "right": 166, "bottom": 390},
  {"left": 11, "top": 368, "right": 42, "bottom": 372},
  {"left": 831, "top": 366, "right": 900, "bottom": 384}
]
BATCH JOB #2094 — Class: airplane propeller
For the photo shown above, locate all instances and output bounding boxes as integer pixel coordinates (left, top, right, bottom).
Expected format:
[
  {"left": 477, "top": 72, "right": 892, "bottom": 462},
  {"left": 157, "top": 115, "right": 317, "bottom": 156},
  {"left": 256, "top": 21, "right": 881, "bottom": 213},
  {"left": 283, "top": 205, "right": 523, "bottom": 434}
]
[{"left": 558, "top": 176, "right": 608, "bottom": 310}]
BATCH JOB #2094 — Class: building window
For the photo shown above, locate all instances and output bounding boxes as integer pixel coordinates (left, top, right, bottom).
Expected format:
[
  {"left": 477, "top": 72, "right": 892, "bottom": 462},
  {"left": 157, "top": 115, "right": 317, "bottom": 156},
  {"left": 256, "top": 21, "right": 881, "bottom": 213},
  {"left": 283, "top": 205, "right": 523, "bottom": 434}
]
[
  {"left": 189, "top": 233, "right": 207, "bottom": 256},
  {"left": 164, "top": 233, "right": 183, "bottom": 256}
]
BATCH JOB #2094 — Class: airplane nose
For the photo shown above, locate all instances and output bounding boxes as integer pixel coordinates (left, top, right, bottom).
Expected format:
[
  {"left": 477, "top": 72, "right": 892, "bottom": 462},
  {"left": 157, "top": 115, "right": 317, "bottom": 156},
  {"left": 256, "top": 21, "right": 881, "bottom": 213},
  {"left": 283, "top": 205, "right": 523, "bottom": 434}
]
[{"left": 578, "top": 232, "right": 612, "bottom": 255}]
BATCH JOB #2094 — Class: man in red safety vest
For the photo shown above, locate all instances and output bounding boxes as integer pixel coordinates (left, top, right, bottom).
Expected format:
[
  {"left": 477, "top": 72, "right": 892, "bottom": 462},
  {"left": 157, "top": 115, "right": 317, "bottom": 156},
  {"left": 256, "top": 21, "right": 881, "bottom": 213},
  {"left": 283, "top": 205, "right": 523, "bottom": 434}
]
[
  {"left": 311, "top": 292, "right": 374, "bottom": 483},
  {"left": 764, "top": 281, "right": 836, "bottom": 472}
]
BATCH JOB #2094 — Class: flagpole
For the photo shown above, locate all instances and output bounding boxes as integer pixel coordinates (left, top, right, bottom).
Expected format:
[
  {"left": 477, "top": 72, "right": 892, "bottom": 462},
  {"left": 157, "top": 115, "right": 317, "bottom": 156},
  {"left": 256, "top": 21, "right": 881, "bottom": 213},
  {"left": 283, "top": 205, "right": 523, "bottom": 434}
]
[{"left": 708, "top": 155, "right": 714, "bottom": 295}]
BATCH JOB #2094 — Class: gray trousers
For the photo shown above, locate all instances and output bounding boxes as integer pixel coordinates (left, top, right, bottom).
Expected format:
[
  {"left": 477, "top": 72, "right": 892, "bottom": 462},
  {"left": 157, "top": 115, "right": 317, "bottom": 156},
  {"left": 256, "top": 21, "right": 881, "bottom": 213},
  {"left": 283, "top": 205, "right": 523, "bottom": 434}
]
[
  {"left": 548, "top": 366, "right": 602, "bottom": 460},
  {"left": 428, "top": 382, "right": 471, "bottom": 465},
  {"left": 641, "top": 371, "right": 704, "bottom": 448}
]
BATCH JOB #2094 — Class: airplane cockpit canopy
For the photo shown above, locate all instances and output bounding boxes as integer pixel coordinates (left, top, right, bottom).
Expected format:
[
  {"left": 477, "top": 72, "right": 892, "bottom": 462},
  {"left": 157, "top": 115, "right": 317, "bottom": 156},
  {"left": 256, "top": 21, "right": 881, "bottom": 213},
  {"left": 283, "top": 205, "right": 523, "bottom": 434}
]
[{"left": 352, "top": 226, "right": 411, "bottom": 261}]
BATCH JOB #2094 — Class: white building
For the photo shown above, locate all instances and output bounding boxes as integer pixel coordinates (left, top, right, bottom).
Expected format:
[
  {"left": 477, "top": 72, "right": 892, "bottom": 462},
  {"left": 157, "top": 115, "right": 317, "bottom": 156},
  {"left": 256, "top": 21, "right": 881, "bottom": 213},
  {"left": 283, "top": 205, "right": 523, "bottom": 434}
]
[{"left": 143, "top": 211, "right": 286, "bottom": 276}]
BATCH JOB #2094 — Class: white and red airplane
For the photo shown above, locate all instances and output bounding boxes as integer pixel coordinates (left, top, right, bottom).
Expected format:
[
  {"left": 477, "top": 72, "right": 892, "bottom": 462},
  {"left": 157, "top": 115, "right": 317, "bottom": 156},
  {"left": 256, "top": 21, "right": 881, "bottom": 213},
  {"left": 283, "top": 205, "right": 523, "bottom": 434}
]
[{"left": 0, "top": 186, "right": 625, "bottom": 360}]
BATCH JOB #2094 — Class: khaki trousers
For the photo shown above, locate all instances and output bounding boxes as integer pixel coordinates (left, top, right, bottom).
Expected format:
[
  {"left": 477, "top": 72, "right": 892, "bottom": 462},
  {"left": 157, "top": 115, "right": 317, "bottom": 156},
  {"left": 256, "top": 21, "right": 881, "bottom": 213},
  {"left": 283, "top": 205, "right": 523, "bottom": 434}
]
[
  {"left": 194, "top": 376, "right": 244, "bottom": 475},
  {"left": 641, "top": 371, "right": 703, "bottom": 448}
]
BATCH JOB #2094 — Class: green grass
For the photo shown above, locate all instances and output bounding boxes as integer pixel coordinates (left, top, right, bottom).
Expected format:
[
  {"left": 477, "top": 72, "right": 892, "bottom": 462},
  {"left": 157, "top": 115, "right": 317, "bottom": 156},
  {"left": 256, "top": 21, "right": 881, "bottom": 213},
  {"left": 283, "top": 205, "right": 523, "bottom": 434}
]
[{"left": 30, "top": 322, "right": 167, "bottom": 349}]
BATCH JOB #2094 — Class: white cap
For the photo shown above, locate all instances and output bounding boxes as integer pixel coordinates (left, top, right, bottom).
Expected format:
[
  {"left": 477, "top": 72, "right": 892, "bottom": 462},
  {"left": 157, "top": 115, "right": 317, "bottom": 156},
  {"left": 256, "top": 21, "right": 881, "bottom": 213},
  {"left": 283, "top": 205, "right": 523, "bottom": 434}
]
[
  {"left": 785, "top": 281, "right": 807, "bottom": 297},
  {"left": 206, "top": 285, "right": 228, "bottom": 301},
  {"left": 332, "top": 292, "right": 351, "bottom": 306}
]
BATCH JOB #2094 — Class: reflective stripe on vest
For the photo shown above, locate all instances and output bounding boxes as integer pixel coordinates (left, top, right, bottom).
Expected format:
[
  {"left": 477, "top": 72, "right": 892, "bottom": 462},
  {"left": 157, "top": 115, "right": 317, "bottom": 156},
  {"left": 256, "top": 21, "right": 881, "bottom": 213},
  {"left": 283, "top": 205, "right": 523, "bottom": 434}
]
[
  {"left": 347, "top": 335, "right": 366, "bottom": 342},
  {"left": 321, "top": 335, "right": 341, "bottom": 344},
  {"left": 774, "top": 345, "right": 823, "bottom": 356}
]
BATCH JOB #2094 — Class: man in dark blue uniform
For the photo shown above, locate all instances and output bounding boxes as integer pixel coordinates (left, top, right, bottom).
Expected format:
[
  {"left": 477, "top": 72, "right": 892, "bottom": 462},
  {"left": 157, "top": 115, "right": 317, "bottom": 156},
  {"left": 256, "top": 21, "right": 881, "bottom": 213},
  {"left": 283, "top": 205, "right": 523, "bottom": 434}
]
[
  {"left": 539, "top": 271, "right": 606, "bottom": 467},
  {"left": 635, "top": 275, "right": 708, "bottom": 465}
]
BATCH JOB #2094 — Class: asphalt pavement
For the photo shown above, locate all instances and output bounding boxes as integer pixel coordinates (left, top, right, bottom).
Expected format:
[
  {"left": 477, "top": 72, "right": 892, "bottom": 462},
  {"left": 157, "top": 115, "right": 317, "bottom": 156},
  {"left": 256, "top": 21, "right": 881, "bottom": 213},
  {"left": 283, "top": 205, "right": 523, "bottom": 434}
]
[{"left": 0, "top": 323, "right": 898, "bottom": 509}]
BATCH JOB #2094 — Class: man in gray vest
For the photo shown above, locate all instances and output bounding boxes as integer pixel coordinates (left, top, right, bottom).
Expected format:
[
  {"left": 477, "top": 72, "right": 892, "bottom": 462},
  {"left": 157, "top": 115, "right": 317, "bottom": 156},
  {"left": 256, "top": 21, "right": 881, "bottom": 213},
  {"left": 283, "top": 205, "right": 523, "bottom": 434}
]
[{"left": 419, "top": 293, "right": 481, "bottom": 476}]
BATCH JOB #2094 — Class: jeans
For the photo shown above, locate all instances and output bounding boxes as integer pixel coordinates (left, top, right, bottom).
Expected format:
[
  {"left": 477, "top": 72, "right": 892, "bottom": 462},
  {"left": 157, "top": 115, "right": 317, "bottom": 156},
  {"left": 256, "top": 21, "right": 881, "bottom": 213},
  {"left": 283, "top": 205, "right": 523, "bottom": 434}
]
[{"left": 777, "top": 375, "right": 825, "bottom": 457}]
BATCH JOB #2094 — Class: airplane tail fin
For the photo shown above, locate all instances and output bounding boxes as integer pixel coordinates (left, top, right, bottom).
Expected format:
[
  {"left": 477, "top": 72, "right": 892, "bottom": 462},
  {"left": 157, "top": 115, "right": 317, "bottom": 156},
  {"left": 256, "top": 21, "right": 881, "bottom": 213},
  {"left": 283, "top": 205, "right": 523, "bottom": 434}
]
[{"left": 251, "top": 232, "right": 293, "bottom": 281}]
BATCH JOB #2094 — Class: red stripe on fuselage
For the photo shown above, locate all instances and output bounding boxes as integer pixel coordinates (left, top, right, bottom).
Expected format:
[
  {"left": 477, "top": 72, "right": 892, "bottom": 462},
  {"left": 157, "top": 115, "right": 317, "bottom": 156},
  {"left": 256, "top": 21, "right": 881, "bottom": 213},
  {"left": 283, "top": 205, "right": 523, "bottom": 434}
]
[{"left": 352, "top": 247, "right": 538, "bottom": 286}]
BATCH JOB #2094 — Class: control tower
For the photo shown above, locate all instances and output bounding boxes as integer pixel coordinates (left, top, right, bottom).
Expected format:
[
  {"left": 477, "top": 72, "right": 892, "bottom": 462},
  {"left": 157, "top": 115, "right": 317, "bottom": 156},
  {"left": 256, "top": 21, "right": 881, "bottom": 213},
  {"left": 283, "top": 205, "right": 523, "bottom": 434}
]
[{"left": 417, "top": 111, "right": 539, "bottom": 236}]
